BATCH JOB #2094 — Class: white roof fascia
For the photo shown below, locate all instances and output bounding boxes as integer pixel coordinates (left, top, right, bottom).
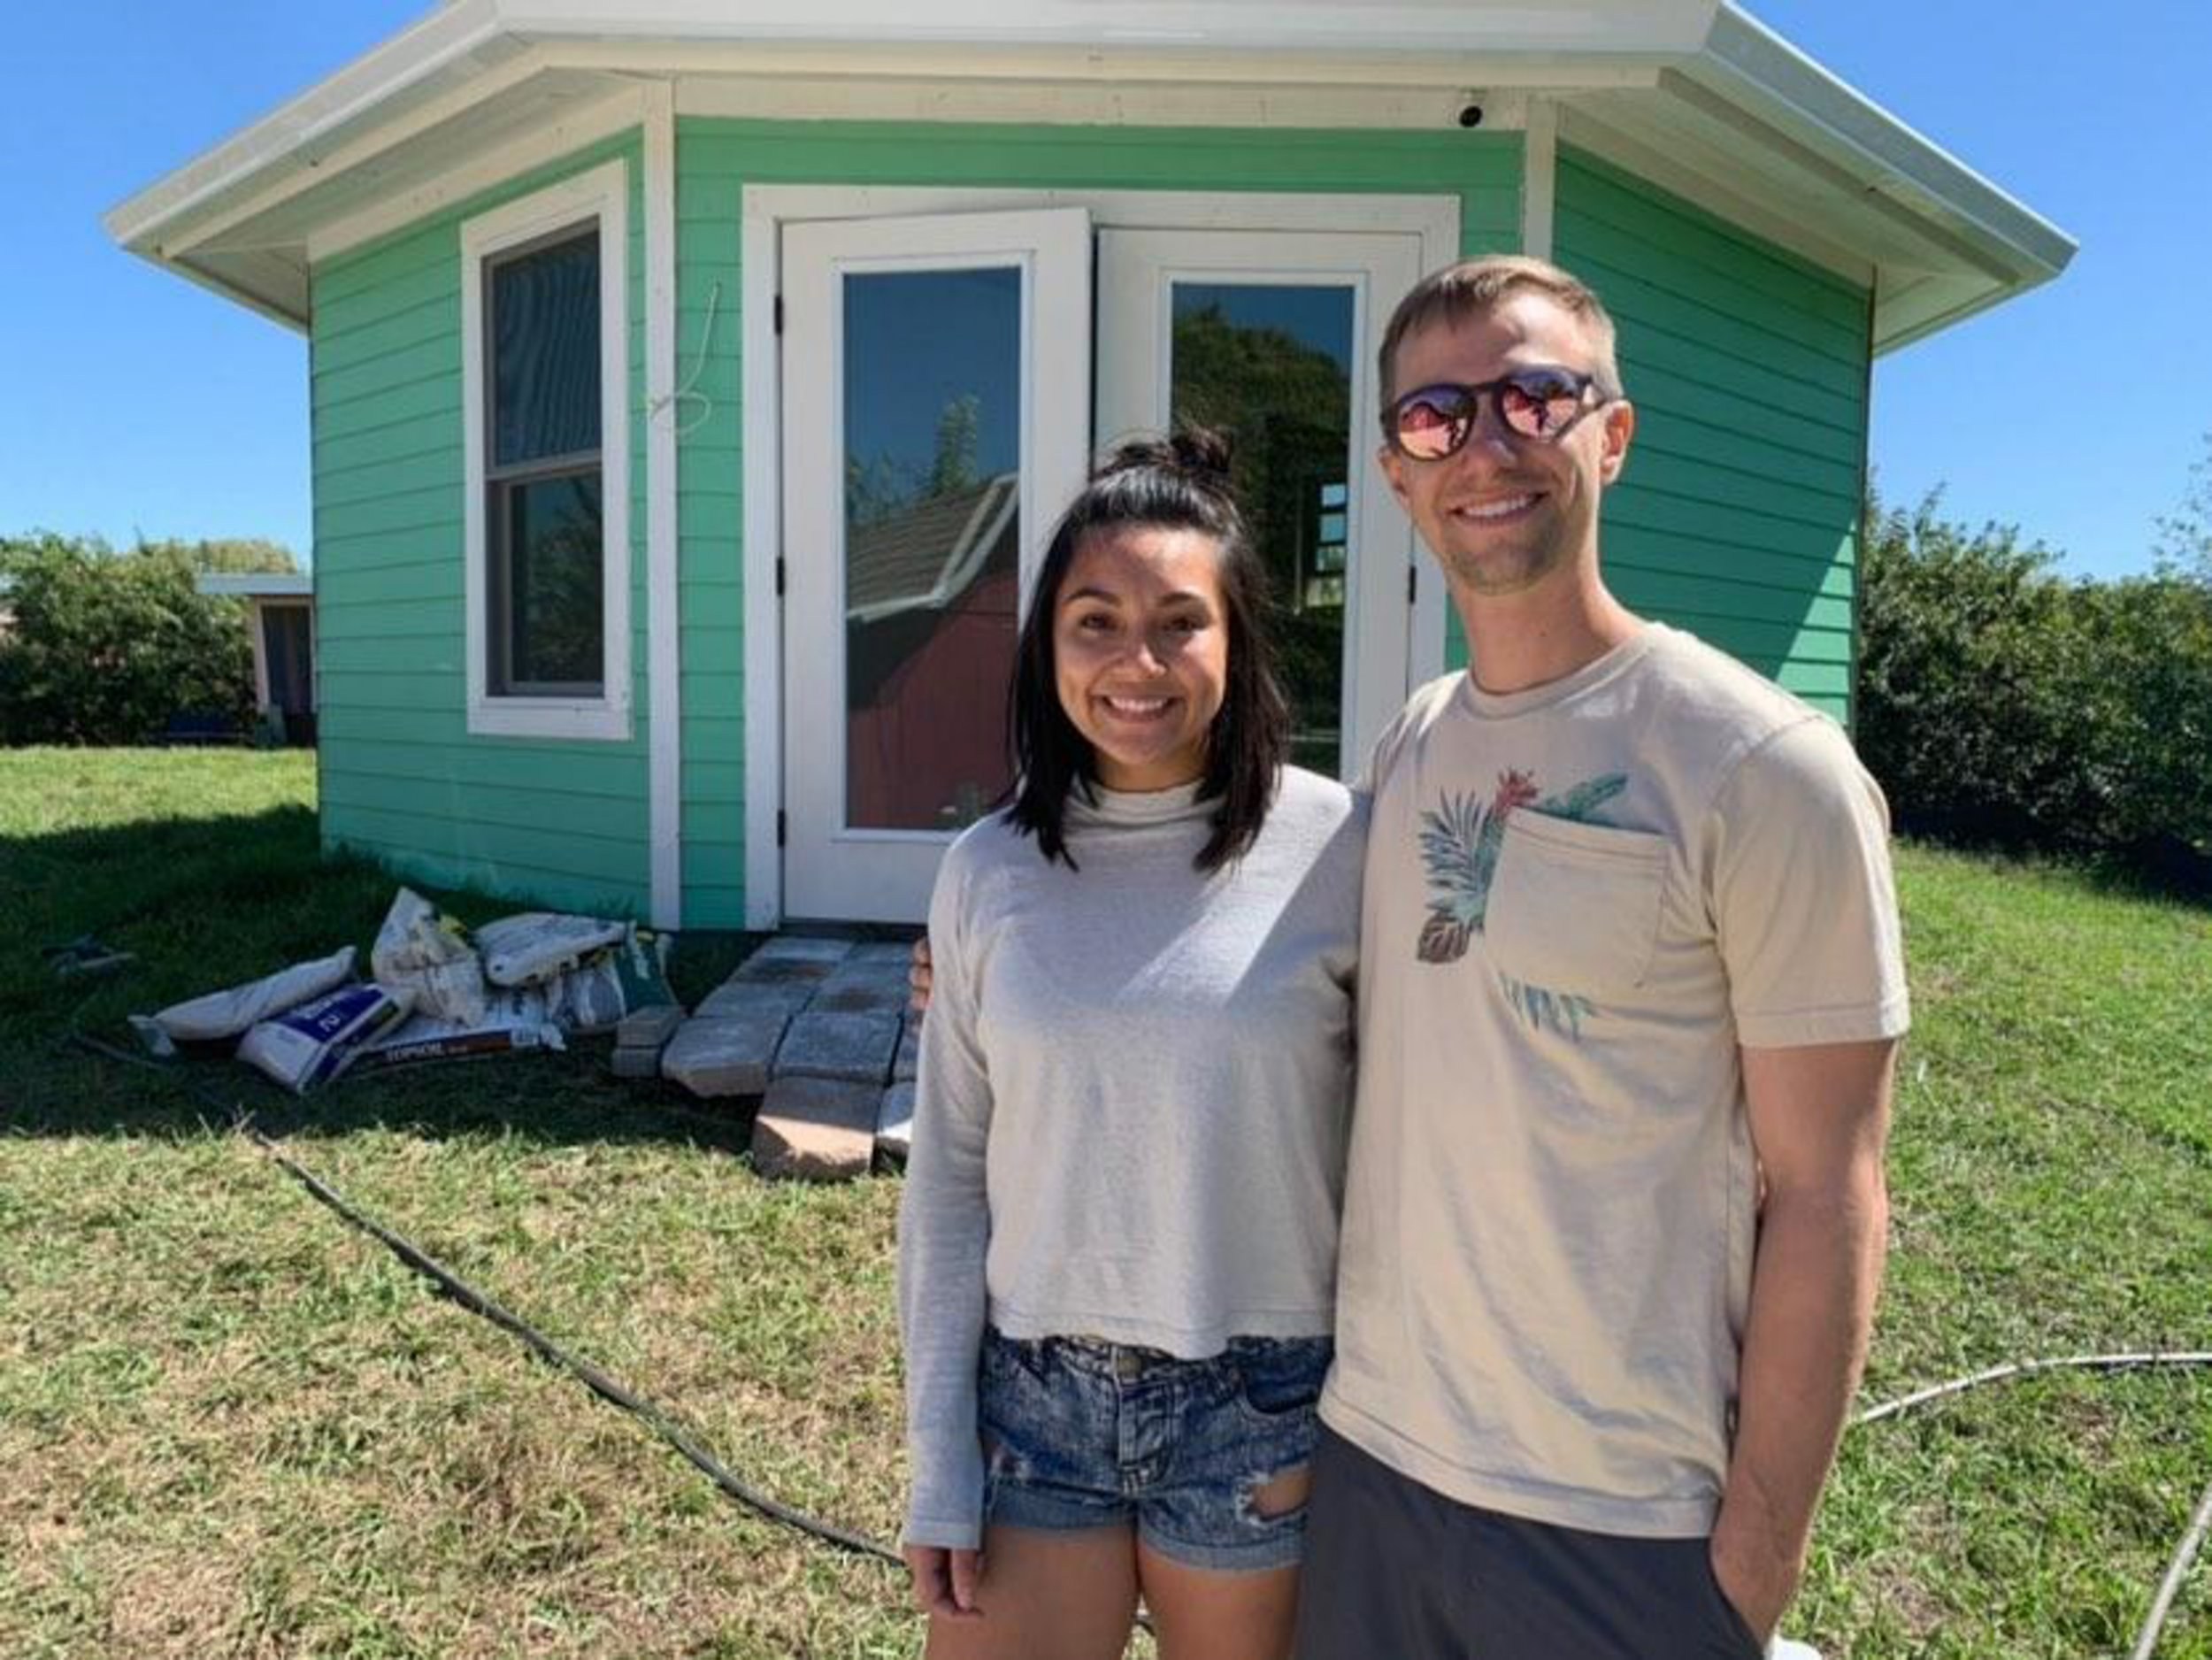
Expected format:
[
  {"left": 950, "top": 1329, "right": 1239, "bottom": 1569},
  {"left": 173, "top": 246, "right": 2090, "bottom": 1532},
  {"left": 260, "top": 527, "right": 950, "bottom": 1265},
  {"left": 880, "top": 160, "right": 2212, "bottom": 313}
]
[
  {"left": 104, "top": 0, "right": 505, "bottom": 253},
  {"left": 1689, "top": 7, "right": 2076, "bottom": 288}
]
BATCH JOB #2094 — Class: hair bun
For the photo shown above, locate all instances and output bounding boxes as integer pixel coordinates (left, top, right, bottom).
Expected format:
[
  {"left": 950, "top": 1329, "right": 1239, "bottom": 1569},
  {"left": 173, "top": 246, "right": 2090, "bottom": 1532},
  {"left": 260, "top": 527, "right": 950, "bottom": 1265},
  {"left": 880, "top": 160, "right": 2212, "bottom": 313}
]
[
  {"left": 1095, "top": 426, "right": 1235, "bottom": 490},
  {"left": 1168, "top": 426, "right": 1234, "bottom": 482}
]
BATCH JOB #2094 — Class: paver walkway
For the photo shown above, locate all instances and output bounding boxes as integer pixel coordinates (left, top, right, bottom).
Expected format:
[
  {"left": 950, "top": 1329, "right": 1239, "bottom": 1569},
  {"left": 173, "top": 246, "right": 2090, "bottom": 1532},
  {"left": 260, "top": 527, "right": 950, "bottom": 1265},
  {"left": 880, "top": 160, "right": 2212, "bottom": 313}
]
[{"left": 659, "top": 936, "right": 917, "bottom": 1178}]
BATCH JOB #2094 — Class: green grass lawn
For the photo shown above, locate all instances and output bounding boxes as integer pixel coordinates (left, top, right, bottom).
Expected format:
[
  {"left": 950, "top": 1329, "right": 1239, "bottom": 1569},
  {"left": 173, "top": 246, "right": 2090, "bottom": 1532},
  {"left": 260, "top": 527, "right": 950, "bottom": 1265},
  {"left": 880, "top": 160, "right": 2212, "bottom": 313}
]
[{"left": 3, "top": 748, "right": 2208, "bottom": 1657}]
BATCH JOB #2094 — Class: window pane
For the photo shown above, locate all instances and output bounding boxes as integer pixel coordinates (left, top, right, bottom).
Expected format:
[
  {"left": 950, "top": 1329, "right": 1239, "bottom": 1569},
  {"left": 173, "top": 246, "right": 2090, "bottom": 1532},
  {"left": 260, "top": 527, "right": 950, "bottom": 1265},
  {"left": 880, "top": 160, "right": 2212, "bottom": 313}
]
[
  {"left": 1171, "top": 282, "right": 1356, "bottom": 772},
  {"left": 497, "top": 471, "right": 604, "bottom": 691},
  {"left": 492, "top": 230, "right": 601, "bottom": 469},
  {"left": 841, "top": 265, "right": 1023, "bottom": 832}
]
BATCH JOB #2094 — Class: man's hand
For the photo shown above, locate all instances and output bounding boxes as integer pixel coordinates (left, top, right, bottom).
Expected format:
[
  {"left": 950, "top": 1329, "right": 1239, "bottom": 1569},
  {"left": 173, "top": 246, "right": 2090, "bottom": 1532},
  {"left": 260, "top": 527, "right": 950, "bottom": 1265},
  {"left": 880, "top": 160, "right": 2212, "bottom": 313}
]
[
  {"left": 902, "top": 1542, "right": 983, "bottom": 1620},
  {"left": 909, "top": 935, "right": 934, "bottom": 1014},
  {"left": 1709, "top": 1527, "right": 1793, "bottom": 1647}
]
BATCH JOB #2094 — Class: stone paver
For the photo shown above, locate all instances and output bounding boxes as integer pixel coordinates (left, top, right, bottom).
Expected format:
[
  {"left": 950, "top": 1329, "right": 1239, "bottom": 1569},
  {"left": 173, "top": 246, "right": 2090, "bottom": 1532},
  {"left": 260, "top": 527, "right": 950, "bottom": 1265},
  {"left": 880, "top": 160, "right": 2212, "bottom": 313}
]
[
  {"left": 753, "top": 1076, "right": 881, "bottom": 1180},
  {"left": 615, "top": 1003, "right": 687, "bottom": 1051},
  {"left": 775, "top": 1008, "right": 900, "bottom": 1085},
  {"left": 733, "top": 935, "right": 854, "bottom": 984},
  {"left": 660, "top": 1005, "right": 791, "bottom": 1096},
  {"left": 846, "top": 939, "right": 922, "bottom": 969},
  {"left": 809, "top": 975, "right": 907, "bottom": 1016},
  {"left": 875, "top": 1081, "right": 916, "bottom": 1164},
  {"left": 612, "top": 1045, "right": 664, "bottom": 1080},
  {"left": 696, "top": 977, "right": 817, "bottom": 1019}
]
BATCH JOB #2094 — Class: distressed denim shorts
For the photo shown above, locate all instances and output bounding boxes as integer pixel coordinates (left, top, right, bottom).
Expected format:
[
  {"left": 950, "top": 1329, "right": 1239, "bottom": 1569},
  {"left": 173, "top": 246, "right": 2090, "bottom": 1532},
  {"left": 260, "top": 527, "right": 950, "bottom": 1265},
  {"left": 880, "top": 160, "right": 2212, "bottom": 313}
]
[{"left": 977, "top": 1326, "right": 1333, "bottom": 1572}]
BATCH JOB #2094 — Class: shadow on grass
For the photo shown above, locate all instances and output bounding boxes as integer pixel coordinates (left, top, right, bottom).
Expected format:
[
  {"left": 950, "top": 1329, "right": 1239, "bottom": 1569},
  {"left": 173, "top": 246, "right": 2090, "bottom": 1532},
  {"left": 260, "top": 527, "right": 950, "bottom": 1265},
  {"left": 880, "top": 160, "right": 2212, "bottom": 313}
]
[
  {"left": 3, "top": 802, "right": 790, "bottom": 1149},
  {"left": 1895, "top": 819, "right": 2212, "bottom": 913}
]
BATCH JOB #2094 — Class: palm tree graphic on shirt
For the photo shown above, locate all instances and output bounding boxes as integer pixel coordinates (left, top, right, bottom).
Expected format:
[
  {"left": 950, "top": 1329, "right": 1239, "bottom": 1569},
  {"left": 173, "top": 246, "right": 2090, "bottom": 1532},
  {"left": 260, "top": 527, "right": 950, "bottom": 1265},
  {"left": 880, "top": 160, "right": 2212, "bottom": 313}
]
[{"left": 1417, "top": 768, "right": 1629, "bottom": 1036}]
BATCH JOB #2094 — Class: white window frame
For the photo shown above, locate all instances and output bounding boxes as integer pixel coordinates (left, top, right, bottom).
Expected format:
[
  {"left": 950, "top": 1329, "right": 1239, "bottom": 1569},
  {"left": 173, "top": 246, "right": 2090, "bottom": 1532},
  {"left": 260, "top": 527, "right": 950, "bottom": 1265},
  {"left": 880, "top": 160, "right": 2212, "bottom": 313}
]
[{"left": 462, "top": 159, "right": 633, "bottom": 741}]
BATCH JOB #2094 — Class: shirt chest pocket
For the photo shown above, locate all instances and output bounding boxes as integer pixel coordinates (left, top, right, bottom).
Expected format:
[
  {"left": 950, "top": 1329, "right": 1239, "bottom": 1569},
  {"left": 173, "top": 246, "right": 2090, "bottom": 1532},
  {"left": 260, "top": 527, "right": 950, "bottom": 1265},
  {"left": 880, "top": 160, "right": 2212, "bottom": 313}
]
[{"left": 1484, "top": 812, "right": 1672, "bottom": 1000}]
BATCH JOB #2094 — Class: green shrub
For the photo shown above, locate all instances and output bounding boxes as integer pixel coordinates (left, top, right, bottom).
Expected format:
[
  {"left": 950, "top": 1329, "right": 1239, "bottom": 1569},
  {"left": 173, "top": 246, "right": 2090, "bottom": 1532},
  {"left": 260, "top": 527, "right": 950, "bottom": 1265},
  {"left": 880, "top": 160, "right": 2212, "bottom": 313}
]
[
  {"left": 0, "top": 534, "right": 257, "bottom": 745},
  {"left": 1856, "top": 491, "right": 2212, "bottom": 878}
]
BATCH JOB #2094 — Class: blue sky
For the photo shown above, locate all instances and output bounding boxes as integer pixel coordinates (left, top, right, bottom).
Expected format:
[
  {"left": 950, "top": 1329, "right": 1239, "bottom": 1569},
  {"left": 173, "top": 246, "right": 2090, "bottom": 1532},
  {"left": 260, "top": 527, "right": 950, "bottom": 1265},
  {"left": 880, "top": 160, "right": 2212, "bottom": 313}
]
[{"left": 3, "top": 2, "right": 2205, "bottom": 580}]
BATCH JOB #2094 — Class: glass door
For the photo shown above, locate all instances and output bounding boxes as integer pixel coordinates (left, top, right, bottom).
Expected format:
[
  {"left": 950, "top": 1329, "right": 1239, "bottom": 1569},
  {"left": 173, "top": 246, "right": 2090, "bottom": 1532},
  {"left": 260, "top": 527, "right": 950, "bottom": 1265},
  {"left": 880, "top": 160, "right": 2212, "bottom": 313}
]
[
  {"left": 1095, "top": 229, "right": 1424, "bottom": 779},
  {"left": 780, "top": 209, "right": 1091, "bottom": 921}
]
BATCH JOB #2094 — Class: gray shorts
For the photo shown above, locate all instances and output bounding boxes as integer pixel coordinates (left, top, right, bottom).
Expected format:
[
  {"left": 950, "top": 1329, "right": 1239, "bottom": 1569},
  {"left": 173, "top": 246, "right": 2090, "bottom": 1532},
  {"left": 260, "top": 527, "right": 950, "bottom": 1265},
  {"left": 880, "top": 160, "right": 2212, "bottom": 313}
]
[{"left": 1291, "top": 1426, "right": 1765, "bottom": 1659}]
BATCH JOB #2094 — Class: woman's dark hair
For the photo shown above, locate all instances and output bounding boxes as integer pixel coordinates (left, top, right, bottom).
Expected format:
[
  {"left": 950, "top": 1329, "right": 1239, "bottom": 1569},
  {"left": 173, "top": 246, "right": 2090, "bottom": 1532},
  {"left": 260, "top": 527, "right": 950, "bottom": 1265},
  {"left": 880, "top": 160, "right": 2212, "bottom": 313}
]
[{"left": 1005, "top": 427, "right": 1291, "bottom": 872}]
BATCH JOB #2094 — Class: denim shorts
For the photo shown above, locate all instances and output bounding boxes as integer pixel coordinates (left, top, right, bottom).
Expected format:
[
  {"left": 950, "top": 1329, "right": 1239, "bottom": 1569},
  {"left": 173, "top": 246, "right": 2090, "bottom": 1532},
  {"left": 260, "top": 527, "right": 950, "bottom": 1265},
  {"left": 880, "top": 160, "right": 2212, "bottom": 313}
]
[{"left": 977, "top": 1327, "right": 1333, "bottom": 1572}]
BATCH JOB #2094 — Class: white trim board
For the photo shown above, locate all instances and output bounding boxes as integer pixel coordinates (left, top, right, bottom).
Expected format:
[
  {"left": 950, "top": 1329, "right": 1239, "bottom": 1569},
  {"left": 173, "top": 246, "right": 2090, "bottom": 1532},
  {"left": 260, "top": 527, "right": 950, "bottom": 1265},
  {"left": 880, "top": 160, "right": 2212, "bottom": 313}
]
[
  {"left": 642, "top": 84, "right": 682, "bottom": 928},
  {"left": 459, "top": 158, "right": 634, "bottom": 742},
  {"left": 1520, "top": 98, "right": 1557, "bottom": 262},
  {"left": 739, "top": 183, "right": 1461, "bottom": 926},
  {"left": 672, "top": 74, "right": 1532, "bottom": 131}
]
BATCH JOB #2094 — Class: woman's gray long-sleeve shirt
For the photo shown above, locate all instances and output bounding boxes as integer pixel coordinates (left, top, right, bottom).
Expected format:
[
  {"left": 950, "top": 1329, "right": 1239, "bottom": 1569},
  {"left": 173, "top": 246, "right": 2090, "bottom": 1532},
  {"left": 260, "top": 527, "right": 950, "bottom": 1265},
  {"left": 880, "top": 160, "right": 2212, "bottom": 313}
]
[{"left": 897, "top": 768, "right": 1366, "bottom": 1549}]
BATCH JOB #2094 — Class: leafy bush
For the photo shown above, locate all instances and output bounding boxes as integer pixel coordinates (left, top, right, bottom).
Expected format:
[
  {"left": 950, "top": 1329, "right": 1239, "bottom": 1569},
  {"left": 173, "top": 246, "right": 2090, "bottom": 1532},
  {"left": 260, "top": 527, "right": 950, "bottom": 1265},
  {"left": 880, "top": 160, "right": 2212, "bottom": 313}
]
[
  {"left": 0, "top": 534, "right": 258, "bottom": 744},
  {"left": 1856, "top": 490, "right": 2212, "bottom": 880}
]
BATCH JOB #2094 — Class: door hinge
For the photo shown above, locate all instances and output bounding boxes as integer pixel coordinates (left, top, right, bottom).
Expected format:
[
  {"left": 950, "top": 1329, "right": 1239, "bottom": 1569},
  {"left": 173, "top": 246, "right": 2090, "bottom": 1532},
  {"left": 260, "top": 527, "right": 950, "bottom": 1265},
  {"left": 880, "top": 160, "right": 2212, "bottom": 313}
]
[
  {"left": 1407, "top": 565, "right": 1418, "bottom": 604},
  {"left": 776, "top": 809, "right": 787, "bottom": 848},
  {"left": 775, "top": 557, "right": 786, "bottom": 597},
  {"left": 773, "top": 294, "right": 784, "bottom": 335}
]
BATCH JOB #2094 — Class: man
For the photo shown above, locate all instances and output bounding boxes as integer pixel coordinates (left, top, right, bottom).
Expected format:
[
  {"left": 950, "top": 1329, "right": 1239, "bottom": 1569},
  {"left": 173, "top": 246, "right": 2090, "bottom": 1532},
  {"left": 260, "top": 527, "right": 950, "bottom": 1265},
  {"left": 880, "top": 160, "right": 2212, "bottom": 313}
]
[{"left": 1291, "top": 256, "right": 1906, "bottom": 1657}]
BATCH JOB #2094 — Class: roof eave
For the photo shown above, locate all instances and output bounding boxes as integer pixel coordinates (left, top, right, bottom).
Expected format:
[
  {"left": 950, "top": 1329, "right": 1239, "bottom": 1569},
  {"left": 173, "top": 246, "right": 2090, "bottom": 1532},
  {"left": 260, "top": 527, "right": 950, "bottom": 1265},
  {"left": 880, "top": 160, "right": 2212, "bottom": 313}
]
[
  {"left": 1692, "top": 6, "right": 2077, "bottom": 289},
  {"left": 106, "top": 0, "right": 2077, "bottom": 351}
]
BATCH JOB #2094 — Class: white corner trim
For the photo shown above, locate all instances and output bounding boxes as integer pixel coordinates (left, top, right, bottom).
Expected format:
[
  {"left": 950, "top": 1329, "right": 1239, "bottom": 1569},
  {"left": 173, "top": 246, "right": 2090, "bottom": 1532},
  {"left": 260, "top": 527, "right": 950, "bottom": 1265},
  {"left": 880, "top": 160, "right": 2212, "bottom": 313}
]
[
  {"left": 642, "top": 83, "right": 683, "bottom": 928},
  {"left": 461, "top": 158, "right": 634, "bottom": 742},
  {"left": 1521, "top": 97, "right": 1557, "bottom": 262},
  {"left": 740, "top": 188, "right": 784, "bottom": 929}
]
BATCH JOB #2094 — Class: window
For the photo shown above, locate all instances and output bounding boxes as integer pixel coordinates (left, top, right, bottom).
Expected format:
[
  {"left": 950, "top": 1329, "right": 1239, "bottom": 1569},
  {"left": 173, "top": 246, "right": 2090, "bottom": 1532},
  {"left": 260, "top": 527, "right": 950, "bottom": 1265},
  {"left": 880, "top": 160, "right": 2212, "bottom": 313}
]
[{"left": 461, "top": 162, "right": 630, "bottom": 738}]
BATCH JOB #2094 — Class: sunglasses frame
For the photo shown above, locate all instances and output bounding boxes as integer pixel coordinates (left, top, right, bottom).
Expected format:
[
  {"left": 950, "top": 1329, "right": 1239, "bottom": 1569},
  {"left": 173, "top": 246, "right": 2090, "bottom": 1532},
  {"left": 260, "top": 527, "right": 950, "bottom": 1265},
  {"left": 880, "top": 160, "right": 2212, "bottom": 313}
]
[{"left": 1380, "top": 368, "right": 1609, "bottom": 461}]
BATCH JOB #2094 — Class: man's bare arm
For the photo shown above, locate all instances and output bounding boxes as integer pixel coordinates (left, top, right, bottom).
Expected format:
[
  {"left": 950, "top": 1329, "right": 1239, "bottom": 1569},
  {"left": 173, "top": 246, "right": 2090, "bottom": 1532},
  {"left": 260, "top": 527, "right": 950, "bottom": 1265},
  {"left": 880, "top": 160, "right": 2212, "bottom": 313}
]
[{"left": 1709, "top": 1037, "right": 1897, "bottom": 1641}]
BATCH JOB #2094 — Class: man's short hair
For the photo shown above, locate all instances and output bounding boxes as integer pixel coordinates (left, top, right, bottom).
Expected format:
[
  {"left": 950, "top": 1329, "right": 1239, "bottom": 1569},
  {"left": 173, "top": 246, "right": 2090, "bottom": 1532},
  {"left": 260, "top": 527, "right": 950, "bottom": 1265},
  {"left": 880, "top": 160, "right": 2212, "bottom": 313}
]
[{"left": 1378, "top": 255, "right": 1624, "bottom": 408}]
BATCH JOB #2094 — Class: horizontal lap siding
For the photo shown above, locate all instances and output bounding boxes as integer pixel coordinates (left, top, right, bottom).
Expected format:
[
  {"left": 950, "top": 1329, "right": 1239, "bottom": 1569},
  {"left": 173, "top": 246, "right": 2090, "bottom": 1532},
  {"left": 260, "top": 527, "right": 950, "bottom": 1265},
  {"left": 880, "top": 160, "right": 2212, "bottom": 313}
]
[
  {"left": 311, "top": 132, "right": 654, "bottom": 917},
  {"left": 673, "top": 119, "right": 1518, "bottom": 923},
  {"left": 1554, "top": 146, "right": 1870, "bottom": 723}
]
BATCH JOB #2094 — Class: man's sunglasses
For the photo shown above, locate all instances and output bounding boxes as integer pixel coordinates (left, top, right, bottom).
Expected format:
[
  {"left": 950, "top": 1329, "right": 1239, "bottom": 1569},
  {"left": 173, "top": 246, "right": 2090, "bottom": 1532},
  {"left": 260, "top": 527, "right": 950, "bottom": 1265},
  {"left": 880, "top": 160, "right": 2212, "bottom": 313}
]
[{"left": 1382, "top": 368, "right": 1608, "bottom": 460}]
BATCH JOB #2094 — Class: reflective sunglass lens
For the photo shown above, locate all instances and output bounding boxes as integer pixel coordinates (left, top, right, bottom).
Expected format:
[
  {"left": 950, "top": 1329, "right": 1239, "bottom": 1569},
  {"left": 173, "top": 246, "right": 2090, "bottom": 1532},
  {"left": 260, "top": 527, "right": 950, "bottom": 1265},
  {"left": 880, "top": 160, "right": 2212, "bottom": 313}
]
[
  {"left": 1500, "top": 372, "right": 1586, "bottom": 436},
  {"left": 1394, "top": 393, "right": 1471, "bottom": 458}
]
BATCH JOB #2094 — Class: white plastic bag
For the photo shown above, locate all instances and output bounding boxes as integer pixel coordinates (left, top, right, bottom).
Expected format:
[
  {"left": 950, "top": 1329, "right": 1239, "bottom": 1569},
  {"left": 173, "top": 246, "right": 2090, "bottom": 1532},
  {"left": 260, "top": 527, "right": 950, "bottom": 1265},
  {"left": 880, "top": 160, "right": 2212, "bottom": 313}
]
[
  {"left": 153, "top": 946, "right": 357, "bottom": 1043},
  {"left": 474, "top": 912, "right": 628, "bottom": 988},
  {"left": 370, "top": 888, "right": 488, "bottom": 1026}
]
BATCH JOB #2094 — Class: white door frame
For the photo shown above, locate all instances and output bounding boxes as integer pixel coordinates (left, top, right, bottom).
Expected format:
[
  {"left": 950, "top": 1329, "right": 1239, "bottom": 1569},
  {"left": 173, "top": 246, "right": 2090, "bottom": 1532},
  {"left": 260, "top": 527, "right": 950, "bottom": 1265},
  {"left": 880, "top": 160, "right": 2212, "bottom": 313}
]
[
  {"left": 779, "top": 207, "right": 1092, "bottom": 923},
  {"left": 741, "top": 184, "right": 1461, "bottom": 926},
  {"left": 1095, "top": 227, "right": 1426, "bottom": 782}
]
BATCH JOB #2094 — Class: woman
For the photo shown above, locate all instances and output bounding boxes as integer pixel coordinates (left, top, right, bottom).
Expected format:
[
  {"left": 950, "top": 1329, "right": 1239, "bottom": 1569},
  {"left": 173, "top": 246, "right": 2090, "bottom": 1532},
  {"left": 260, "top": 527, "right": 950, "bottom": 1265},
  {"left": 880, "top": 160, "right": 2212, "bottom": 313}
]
[{"left": 898, "top": 431, "right": 1365, "bottom": 1660}]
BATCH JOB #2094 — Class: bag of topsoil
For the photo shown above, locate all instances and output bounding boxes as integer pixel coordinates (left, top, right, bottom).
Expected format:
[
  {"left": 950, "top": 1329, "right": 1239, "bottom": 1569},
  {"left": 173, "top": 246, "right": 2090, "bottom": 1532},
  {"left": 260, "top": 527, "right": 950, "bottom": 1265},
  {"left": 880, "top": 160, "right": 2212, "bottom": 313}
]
[
  {"left": 370, "top": 887, "right": 488, "bottom": 1026},
  {"left": 356, "top": 986, "right": 567, "bottom": 1071},
  {"left": 151, "top": 946, "right": 359, "bottom": 1043},
  {"left": 474, "top": 911, "right": 629, "bottom": 988},
  {"left": 540, "top": 926, "right": 679, "bottom": 1035},
  {"left": 237, "top": 982, "right": 413, "bottom": 1094}
]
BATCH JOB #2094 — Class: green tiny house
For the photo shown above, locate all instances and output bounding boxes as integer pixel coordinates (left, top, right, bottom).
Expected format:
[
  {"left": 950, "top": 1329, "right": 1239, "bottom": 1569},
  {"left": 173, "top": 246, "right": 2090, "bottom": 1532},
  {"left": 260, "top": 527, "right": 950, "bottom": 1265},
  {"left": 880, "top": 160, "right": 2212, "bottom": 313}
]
[{"left": 111, "top": 1, "right": 2071, "bottom": 929}]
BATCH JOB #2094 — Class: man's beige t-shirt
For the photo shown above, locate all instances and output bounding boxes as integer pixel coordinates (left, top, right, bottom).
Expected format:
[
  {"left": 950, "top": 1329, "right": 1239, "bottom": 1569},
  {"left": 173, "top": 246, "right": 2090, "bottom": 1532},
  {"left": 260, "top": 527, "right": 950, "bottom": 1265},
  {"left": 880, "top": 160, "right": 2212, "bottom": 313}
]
[{"left": 1319, "top": 622, "right": 1909, "bottom": 1537}]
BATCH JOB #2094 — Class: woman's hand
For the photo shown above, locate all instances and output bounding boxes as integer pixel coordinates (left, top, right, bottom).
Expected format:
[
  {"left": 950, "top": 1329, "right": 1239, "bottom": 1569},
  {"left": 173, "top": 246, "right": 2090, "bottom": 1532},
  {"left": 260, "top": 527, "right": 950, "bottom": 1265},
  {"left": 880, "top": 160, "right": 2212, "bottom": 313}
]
[
  {"left": 903, "top": 1542, "right": 985, "bottom": 1620},
  {"left": 909, "top": 935, "right": 934, "bottom": 1014}
]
